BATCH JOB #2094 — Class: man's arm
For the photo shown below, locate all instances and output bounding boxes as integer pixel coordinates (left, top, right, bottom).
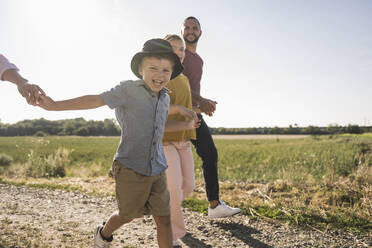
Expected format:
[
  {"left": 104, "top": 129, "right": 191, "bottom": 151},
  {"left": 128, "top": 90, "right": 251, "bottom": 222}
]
[
  {"left": 37, "top": 95, "right": 105, "bottom": 111},
  {"left": 190, "top": 89, "right": 204, "bottom": 106}
]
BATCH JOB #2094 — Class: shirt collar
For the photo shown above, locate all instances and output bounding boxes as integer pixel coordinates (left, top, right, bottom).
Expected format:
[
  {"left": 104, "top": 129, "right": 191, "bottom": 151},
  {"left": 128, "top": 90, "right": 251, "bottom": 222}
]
[
  {"left": 185, "top": 49, "right": 198, "bottom": 56},
  {"left": 136, "top": 80, "right": 170, "bottom": 96}
]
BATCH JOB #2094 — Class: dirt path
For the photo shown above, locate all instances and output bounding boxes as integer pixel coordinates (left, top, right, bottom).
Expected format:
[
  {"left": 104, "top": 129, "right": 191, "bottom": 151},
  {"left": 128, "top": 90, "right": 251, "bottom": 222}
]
[
  {"left": 212, "top": 135, "right": 310, "bottom": 140},
  {"left": 0, "top": 183, "right": 370, "bottom": 248}
]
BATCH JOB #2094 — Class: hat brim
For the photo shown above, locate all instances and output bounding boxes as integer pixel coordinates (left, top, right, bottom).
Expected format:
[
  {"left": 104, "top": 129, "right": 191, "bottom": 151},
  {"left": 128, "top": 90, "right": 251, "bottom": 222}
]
[{"left": 131, "top": 52, "right": 184, "bottom": 80}]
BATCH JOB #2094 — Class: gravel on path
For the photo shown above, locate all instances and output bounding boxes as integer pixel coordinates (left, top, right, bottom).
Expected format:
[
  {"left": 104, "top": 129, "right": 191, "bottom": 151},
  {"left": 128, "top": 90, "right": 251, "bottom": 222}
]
[{"left": 0, "top": 183, "right": 371, "bottom": 248}]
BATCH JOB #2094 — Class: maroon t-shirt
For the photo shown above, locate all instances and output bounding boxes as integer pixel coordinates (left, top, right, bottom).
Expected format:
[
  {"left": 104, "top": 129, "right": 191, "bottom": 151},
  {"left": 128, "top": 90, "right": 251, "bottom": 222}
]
[{"left": 183, "top": 49, "right": 203, "bottom": 99}]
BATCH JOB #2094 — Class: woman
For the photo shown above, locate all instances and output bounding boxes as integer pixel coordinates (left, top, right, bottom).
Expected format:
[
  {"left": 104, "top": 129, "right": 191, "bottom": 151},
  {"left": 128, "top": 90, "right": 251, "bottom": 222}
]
[{"left": 162, "top": 34, "right": 200, "bottom": 246}]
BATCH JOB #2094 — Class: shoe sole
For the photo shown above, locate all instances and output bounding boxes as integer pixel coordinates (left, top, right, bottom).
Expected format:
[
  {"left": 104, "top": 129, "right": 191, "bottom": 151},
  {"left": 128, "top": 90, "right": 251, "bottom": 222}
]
[{"left": 208, "top": 210, "right": 241, "bottom": 218}]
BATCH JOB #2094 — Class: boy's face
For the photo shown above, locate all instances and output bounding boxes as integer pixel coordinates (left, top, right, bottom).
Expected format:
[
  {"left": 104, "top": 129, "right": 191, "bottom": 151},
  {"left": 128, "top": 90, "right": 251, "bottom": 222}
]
[{"left": 138, "top": 56, "right": 173, "bottom": 92}]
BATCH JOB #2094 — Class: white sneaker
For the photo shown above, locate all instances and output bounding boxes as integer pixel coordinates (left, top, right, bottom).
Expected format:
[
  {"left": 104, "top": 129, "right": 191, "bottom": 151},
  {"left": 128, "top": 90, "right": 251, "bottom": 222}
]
[
  {"left": 208, "top": 200, "right": 241, "bottom": 218},
  {"left": 94, "top": 223, "right": 112, "bottom": 248},
  {"left": 172, "top": 239, "right": 181, "bottom": 247}
]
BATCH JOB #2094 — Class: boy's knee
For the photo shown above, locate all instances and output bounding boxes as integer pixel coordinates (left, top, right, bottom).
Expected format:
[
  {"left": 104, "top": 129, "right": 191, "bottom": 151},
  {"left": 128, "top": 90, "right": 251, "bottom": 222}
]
[
  {"left": 115, "top": 211, "right": 133, "bottom": 224},
  {"left": 153, "top": 215, "right": 171, "bottom": 227},
  {"left": 120, "top": 216, "right": 133, "bottom": 224}
]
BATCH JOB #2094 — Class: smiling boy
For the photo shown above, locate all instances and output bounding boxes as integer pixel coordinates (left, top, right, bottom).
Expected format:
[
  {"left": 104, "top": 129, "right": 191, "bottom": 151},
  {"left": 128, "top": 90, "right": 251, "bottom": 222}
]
[{"left": 37, "top": 39, "right": 199, "bottom": 248}]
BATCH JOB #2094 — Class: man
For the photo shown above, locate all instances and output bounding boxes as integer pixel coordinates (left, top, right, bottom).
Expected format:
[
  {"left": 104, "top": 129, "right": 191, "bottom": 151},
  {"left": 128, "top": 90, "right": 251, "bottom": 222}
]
[
  {"left": 0, "top": 54, "right": 44, "bottom": 104},
  {"left": 182, "top": 16, "right": 241, "bottom": 218}
]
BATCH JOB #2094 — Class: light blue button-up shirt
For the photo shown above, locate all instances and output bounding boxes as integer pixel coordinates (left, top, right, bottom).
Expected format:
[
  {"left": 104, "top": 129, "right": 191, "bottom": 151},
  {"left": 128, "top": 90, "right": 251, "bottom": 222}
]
[{"left": 101, "top": 80, "right": 169, "bottom": 176}]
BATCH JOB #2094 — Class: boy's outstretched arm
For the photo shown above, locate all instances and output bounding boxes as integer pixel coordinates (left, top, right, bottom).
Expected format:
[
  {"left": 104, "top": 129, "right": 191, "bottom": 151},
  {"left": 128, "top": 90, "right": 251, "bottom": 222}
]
[{"left": 37, "top": 95, "right": 105, "bottom": 111}]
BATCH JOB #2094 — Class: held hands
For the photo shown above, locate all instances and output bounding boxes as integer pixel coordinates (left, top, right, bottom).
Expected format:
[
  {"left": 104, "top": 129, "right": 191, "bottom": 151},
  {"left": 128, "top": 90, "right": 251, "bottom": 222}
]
[
  {"left": 199, "top": 97, "right": 217, "bottom": 116},
  {"left": 17, "top": 82, "right": 46, "bottom": 105}
]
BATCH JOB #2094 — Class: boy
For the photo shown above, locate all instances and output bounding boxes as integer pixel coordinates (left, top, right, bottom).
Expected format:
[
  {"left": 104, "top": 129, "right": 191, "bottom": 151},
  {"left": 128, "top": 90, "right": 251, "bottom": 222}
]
[{"left": 37, "top": 39, "right": 199, "bottom": 248}]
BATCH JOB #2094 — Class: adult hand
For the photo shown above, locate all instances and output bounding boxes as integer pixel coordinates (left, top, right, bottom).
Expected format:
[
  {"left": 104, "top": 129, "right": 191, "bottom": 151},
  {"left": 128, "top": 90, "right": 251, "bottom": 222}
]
[
  {"left": 177, "top": 105, "right": 199, "bottom": 123},
  {"left": 17, "top": 82, "right": 46, "bottom": 105},
  {"left": 199, "top": 98, "right": 217, "bottom": 116}
]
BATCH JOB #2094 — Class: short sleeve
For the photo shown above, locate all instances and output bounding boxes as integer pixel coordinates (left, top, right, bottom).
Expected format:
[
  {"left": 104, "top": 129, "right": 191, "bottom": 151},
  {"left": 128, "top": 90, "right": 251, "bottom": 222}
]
[
  {"left": 166, "top": 80, "right": 177, "bottom": 105},
  {"left": 100, "top": 80, "right": 131, "bottom": 109},
  {"left": 0, "top": 54, "right": 19, "bottom": 81}
]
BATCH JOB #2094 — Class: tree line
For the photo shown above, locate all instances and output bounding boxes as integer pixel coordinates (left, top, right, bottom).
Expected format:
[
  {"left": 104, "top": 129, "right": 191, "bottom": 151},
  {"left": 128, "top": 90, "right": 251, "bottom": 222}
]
[
  {"left": 0, "top": 118, "right": 120, "bottom": 136},
  {"left": 209, "top": 124, "right": 371, "bottom": 135},
  {"left": 0, "top": 118, "right": 370, "bottom": 136}
]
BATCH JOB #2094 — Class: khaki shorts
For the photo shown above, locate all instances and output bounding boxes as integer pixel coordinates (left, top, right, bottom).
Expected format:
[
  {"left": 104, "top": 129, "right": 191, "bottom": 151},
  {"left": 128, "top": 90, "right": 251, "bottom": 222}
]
[{"left": 111, "top": 160, "right": 170, "bottom": 219}]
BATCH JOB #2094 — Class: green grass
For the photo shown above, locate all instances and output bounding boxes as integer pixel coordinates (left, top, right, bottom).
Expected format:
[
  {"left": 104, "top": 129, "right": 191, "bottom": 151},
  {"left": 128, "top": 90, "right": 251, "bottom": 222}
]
[
  {"left": 203, "top": 135, "right": 371, "bottom": 183},
  {"left": 1, "top": 135, "right": 370, "bottom": 182},
  {"left": 0, "top": 136, "right": 118, "bottom": 177},
  {"left": 0, "top": 134, "right": 371, "bottom": 233}
]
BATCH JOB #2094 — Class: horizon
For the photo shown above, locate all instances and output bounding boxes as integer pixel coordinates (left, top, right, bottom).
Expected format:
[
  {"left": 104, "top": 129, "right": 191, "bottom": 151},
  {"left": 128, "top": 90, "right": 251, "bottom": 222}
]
[
  {"left": 0, "top": 117, "right": 369, "bottom": 129},
  {"left": 1, "top": 0, "right": 372, "bottom": 128}
]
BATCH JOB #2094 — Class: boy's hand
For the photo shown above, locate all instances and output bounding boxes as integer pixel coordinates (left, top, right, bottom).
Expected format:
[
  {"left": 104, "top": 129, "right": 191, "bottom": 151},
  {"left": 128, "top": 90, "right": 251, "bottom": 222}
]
[{"left": 37, "top": 95, "right": 56, "bottom": 110}]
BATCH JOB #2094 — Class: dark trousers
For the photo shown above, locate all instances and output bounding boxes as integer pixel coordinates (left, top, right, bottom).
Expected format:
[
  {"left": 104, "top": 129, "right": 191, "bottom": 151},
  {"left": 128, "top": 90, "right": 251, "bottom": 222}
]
[{"left": 191, "top": 114, "right": 219, "bottom": 202}]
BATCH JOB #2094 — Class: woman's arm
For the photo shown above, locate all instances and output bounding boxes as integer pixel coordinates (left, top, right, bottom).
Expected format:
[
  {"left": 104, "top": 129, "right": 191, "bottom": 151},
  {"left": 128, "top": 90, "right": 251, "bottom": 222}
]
[
  {"left": 164, "top": 119, "right": 200, "bottom": 132},
  {"left": 168, "top": 104, "right": 199, "bottom": 122},
  {"left": 1, "top": 54, "right": 45, "bottom": 105}
]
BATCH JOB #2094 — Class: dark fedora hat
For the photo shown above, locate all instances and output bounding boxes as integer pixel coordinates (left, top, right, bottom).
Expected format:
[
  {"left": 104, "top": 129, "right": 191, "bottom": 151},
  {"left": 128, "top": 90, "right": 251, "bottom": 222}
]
[{"left": 131, "top": 39, "right": 183, "bottom": 80}]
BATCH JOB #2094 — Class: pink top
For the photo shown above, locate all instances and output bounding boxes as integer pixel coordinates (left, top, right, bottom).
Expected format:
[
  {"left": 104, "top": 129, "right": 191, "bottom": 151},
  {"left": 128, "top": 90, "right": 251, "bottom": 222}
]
[
  {"left": 0, "top": 54, "right": 18, "bottom": 81},
  {"left": 182, "top": 49, "right": 203, "bottom": 102}
]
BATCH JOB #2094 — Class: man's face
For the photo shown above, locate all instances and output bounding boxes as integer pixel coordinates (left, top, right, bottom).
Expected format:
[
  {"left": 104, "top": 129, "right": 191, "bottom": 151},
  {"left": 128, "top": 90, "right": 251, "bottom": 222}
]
[
  {"left": 138, "top": 56, "right": 173, "bottom": 92},
  {"left": 182, "top": 19, "right": 202, "bottom": 44}
]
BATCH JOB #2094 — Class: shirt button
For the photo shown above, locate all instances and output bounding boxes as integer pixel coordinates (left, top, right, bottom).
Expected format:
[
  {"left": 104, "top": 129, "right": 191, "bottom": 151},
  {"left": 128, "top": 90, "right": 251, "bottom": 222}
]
[{"left": 153, "top": 142, "right": 156, "bottom": 145}]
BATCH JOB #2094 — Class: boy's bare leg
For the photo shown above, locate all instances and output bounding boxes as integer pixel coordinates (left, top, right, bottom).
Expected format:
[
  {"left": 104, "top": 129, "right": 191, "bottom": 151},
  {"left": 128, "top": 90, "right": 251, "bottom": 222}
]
[
  {"left": 101, "top": 211, "right": 132, "bottom": 239},
  {"left": 153, "top": 215, "right": 172, "bottom": 248}
]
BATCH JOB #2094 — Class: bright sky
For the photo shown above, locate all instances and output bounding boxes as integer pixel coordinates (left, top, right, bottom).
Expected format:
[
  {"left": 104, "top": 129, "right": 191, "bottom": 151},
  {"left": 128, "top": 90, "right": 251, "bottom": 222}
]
[{"left": 1, "top": 0, "right": 371, "bottom": 128}]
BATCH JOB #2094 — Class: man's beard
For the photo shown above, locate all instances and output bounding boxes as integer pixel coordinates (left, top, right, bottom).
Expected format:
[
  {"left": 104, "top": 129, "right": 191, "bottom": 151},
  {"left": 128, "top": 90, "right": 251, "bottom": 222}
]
[{"left": 184, "top": 34, "right": 200, "bottom": 44}]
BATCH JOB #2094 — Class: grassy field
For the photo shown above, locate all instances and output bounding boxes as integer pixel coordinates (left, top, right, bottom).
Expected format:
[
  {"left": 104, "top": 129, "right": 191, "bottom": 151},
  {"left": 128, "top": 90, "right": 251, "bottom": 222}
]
[{"left": 0, "top": 134, "right": 371, "bottom": 233}]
